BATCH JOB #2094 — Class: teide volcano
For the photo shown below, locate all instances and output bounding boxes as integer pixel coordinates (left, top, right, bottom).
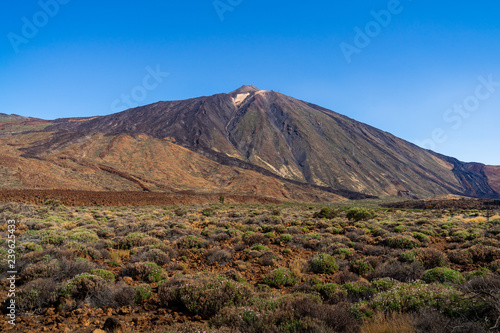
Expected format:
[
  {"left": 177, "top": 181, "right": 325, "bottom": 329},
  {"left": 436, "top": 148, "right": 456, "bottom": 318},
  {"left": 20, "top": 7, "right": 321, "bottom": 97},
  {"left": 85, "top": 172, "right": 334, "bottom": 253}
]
[{"left": 1, "top": 85, "right": 499, "bottom": 201}]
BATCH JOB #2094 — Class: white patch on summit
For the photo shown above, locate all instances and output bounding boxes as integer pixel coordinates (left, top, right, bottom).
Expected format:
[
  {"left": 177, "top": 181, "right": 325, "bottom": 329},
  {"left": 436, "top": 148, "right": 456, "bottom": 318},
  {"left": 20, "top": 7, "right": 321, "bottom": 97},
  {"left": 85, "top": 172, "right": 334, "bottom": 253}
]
[{"left": 232, "top": 93, "right": 250, "bottom": 106}]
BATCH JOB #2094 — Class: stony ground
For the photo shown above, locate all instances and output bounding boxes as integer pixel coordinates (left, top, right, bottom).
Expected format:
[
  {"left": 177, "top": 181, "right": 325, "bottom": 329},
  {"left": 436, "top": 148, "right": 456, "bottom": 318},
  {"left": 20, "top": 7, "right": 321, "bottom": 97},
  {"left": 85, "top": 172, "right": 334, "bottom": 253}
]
[{"left": 1, "top": 201, "right": 499, "bottom": 332}]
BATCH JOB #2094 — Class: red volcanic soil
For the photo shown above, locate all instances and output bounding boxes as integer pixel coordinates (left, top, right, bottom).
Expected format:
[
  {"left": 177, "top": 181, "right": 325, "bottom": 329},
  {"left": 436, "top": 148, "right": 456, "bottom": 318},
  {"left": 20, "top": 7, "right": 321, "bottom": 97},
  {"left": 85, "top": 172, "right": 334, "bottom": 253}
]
[{"left": 0, "top": 189, "right": 281, "bottom": 206}]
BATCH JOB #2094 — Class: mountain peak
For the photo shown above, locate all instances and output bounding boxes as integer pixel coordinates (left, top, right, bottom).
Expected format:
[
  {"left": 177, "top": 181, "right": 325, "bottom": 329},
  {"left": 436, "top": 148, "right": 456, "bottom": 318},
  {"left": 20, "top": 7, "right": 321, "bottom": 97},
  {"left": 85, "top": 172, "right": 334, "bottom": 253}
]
[{"left": 230, "top": 85, "right": 260, "bottom": 95}]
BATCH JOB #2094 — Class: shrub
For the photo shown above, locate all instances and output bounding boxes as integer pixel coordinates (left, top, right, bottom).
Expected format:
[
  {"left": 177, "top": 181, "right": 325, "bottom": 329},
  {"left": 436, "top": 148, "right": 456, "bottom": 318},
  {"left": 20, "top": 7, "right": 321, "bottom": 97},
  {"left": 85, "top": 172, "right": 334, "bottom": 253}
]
[
  {"left": 417, "top": 248, "right": 448, "bottom": 269},
  {"left": 385, "top": 235, "right": 420, "bottom": 249},
  {"left": 134, "top": 284, "right": 153, "bottom": 303},
  {"left": 22, "top": 242, "right": 43, "bottom": 252},
  {"left": 243, "top": 233, "right": 270, "bottom": 246},
  {"left": 350, "top": 259, "right": 374, "bottom": 276},
  {"left": 277, "top": 234, "right": 292, "bottom": 243},
  {"left": 346, "top": 207, "right": 376, "bottom": 222},
  {"left": 263, "top": 268, "right": 298, "bottom": 288},
  {"left": 201, "top": 208, "right": 215, "bottom": 217},
  {"left": 252, "top": 244, "right": 270, "bottom": 252},
  {"left": 413, "top": 232, "right": 431, "bottom": 243},
  {"left": 60, "top": 274, "right": 106, "bottom": 300},
  {"left": 69, "top": 229, "right": 99, "bottom": 243},
  {"left": 120, "top": 262, "right": 166, "bottom": 283},
  {"left": 131, "top": 247, "right": 174, "bottom": 266},
  {"left": 177, "top": 235, "right": 209, "bottom": 249},
  {"left": 118, "top": 232, "right": 159, "bottom": 249},
  {"left": 313, "top": 207, "right": 339, "bottom": 219},
  {"left": 370, "top": 282, "right": 473, "bottom": 316},
  {"left": 13, "top": 278, "right": 58, "bottom": 314},
  {"left": 372, "top": 261, "right": 424, "bottom": 282},
  {"left": 316, "top": 283, "right": 347, "bottom": 303},
  {"left": 20, "top": 259, "right": 60, "bottom": 283},
  {"left": 422, "top": 267, "right": 465, "bottom": 284},
  {"left": 90, "top": 269, "right": 115, "bottom": 282},
  {"left": 159, "top": 273, "right": 252, "bottom": 317},
  {"left": 207, "top": 249, "right": 233, "bottom": 266},
  {"left": 86, "top": 282, "right": 135, "bottom": 309},
  {"left": 310, "top": 253, "right": 338, "bottom": 274},
  {"left": 461, "top": 276, "right": 500, "bottom": 330},
  {"left": 258, "top": 252, "right": 275, "bottom": 266},
  {"left": 465, "top": 268, "right": 492, "bottom": 280},
  {"left": 468, "top": 245, "right": 500, "bottom": 263},
  {"left": 448, "top": 249, "right": 473, "bottom": 265},
  {"left": 372, "top": 278, "right": 397, "bottom": 292}
]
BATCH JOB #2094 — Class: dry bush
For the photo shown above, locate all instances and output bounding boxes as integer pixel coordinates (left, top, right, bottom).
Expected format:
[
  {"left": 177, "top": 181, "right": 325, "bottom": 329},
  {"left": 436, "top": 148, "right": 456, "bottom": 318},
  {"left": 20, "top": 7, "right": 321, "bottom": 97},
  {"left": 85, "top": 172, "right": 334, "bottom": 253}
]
[
  {"left": 448, "top": 249, "right": 473, "bottom": 265},
  {"left": 131, "top": 247, "right": 173, "bottom": 266},
  {"left": 468, "top": 245, "right": 500, "bottom": 263},
  {"left": 206, "top": 248, "right": 233, "bottom": 266},
  {"left": 371, "top": 261, "right": 424, "bottom": 282},
  {"left": 20, "top": 259, "right": 60, "bottom": 283},
  {"left": 289, "top": 258, "right": 309, "bottom": 280},
  {"left": 332, "top": 270, "right": 360, "bottom": 284},
  {"left": 417, "top": 248, "right": 448, "bottom": 269},
  {"left": 461, "top": 276, "right": 500, "bottom": 330},
  {"left": 361, "top": 312, "right": 415, "bottom": 333},
  {"left": 159, "top": 273, "right": 252, "bottom": 318},
  {"left": 258, "top": 252, "right": 275, "bottom": 266},
  {"left": 243, "top": 233, "right": 270, "bottom": 246},
  {"left": 120, "top": 262, "right": 165, "bottom": 282},
  {"left": 53, "top": 258, "right": 96, "bottom": 282},
  {"left": 87, "top": 281, "right": 135, "bottom": 309},
  {"left": 277, "top": 296, "right": 360, "bottom": 333},
  {"left": 11, "top": 278, "right": 58, "bottom": 314},
  {"left": 363, "top": 245, "right": 387, "bottom": 256}
]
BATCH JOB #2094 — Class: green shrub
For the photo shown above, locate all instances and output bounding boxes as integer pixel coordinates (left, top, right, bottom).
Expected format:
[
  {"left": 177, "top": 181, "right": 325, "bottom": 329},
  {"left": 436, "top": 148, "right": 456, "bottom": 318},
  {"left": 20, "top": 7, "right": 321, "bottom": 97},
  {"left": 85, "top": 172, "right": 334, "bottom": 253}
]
[
  {"left": 264, "top": 232, "right": 276, "bottom": 239},
  {"left": 371, "top": 278, "right": 397, "bottom": 291},
  {"left": 311, "top": 253, "right": 338, "bottom": 274},
  {"left": 385, "top": 235, "right": 420, "bottom": 249},
  {"left": 346, "top": 207, "right": 376, "bottom": 222},
  {"left": 350, "top": 259, "right": 374, "bottom": 276},
  {"left": 412, "top": 232, "right": 430, "bottom": 243},
  {"left": 90, "top": 269, "right": 115, "bottom": 282},
  {"left": 118, "top": 232, "right": 154, "bottom": 249},
  {"left": 177, "top": 235, "right": 209, "bottom": 249},
  {"left": 201, "top": 208, "right": 215, "bottom": 217},
  {"left": 145, "top": 262, "right": 165, "bottom": 282},
  {"left": 263, "top": 268, "right": 297, "bottom": 288},
  {"left": 69, "top": 229, "right": 99, "bottom": 243},
  {"left": 278, "top": 234, "right": 292, "bottom": 243},
  {"left": 465, "top": 268, "right": 491, "bottom": 280},
  {"left": 422, "top": 267, "right": 465, "bottom": 284},
  {"left": 22, "top": 242, "right": 43, "bottom": 252},
  {"left": 134, "top": 284, "right": 153, "bottom": 303},
  {"left": 252, "top": 244, "right": 270, "bottom": 252},
  {"left": 59, "top": 274, "right": 105, "bottom": 299},
  {"left": 313, "top": 207, "right": 339, "bottom": 219},
  {"left": 400, "top": 250, "right": 418, "bottom": 263},
  {"left": 369, "top": 282, "right": 474, "bottom": 316},
  {"left": 316, "top": 283, "right": 347, "bottom": 302}
]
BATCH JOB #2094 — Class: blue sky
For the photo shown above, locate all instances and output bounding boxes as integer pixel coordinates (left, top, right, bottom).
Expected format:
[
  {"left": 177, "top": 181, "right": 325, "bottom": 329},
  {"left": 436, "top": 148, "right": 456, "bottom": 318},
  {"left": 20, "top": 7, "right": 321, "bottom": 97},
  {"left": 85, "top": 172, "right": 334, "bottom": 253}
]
[{"left": 1, "top": 0, "right": 500, "bottom": 165}]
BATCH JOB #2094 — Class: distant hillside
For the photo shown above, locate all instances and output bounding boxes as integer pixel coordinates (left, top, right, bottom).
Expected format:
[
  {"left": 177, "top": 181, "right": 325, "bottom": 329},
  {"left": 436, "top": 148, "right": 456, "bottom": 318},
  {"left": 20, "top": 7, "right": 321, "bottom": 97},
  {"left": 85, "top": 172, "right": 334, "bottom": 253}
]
[{"left": 1, "top": 86, "right": 499, "bottom": 200}]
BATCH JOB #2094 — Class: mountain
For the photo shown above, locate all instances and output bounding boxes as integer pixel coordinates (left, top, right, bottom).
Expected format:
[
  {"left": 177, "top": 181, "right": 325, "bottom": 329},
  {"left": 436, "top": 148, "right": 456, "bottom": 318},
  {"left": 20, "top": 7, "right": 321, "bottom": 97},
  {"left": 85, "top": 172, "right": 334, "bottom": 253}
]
[{"left": 1, "top": 86, "right": 499, "bottom": 200}]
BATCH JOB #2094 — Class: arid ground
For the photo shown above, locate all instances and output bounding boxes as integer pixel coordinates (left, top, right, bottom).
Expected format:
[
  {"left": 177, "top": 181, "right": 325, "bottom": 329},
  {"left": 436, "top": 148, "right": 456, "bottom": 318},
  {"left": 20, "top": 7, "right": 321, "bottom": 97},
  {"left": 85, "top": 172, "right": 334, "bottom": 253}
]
[{"left": 1, "top": 199, "right": 499, "bottom": 332}]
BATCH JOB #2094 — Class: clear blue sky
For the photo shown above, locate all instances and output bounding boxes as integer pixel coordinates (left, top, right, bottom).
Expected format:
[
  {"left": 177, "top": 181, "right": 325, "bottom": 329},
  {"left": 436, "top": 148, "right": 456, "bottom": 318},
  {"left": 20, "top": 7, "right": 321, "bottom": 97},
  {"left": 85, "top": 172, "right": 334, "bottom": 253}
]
[{"left": 1, "top": 0, "right": 500, "bottom": 165}]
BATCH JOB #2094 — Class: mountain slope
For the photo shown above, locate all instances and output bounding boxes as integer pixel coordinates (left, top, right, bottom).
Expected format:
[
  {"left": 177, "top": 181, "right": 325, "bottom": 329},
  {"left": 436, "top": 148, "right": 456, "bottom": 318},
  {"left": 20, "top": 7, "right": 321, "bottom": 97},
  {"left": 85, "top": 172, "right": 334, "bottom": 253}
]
[{"left": 2, "top": 86, "right": 499, "bottom": 199}]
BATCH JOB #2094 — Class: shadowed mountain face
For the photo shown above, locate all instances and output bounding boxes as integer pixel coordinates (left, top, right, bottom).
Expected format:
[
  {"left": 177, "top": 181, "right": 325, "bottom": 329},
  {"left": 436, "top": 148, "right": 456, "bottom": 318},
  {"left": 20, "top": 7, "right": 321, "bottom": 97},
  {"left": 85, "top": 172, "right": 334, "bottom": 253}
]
[{"left": 2, "top": 86, "right": 499, "bottom": 200}]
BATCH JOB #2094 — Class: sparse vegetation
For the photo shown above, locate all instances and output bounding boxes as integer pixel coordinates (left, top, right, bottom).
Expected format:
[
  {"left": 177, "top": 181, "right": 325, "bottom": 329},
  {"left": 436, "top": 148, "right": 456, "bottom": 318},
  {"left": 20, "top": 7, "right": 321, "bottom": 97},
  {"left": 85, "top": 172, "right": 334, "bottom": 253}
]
[{"left": 1, "top": 202, "right": 499, "bottom": 332}]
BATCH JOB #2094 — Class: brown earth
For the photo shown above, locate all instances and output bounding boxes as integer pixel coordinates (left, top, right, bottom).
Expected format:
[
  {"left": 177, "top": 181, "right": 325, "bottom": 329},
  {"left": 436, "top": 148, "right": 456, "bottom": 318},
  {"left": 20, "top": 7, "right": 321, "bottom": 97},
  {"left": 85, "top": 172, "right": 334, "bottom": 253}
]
[
  {"left": 382, "top": 198, "right": 500, "bottom": 210},
  {"left": 0, "top": 189, "right": 282, "bottom": 206}
]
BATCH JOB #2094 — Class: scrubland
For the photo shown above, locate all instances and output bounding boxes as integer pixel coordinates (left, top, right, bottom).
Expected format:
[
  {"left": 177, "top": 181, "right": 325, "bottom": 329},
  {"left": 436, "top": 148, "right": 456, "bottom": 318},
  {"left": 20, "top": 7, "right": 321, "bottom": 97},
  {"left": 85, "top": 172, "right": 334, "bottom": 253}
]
[{"left": 1, "top": 201, "right": 499, "bottom": 332}]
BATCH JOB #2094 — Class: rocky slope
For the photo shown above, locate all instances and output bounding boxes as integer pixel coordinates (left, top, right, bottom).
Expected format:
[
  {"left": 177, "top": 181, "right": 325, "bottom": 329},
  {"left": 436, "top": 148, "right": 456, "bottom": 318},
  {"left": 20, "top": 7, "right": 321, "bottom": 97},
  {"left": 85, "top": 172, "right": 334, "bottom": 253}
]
[{"left": 1, "top": 86, "right": 499, "bottom": 200}]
